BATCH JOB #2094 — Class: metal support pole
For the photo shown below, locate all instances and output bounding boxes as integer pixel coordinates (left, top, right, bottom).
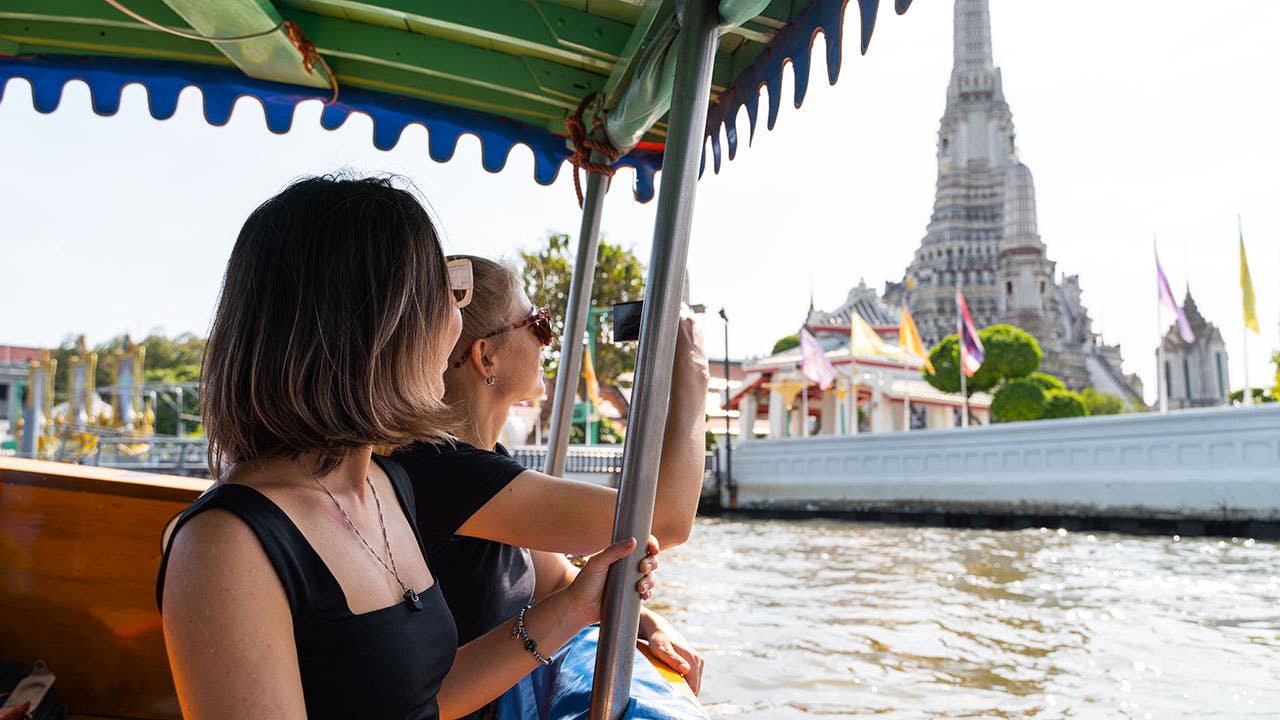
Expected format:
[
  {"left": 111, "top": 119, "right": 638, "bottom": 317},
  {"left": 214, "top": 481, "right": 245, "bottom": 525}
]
[
  {"left": 800, "top": 385, "right": 809, "bottom": 437},
  {"left": 719, "top": 309, "right": 733, "bottom": 495},
  {"left": 588, "top": 1, "right": 720, "bottom": 717},
  {"left": 175, "top": 386, "right": 185, "bottom": 437},
  {"left": 546, "top": 152, "right": 611, "bottom": 476},
  {"left": 957, "top": 279, "right": 969, "bottom": 428}
]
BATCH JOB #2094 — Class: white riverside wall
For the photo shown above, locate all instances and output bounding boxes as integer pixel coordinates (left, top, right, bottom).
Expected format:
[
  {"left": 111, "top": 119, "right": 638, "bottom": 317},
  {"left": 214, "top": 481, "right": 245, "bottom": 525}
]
[{"left": 722, "top": 404, "right": 1280, "bottom": 521}]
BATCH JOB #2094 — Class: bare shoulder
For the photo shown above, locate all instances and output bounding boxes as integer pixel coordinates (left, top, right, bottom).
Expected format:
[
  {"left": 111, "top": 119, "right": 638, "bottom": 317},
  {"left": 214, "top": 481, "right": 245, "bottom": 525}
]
[
  {"left": 161, "top": 504, "right": 287, "bottom": 617},
  {"left": 162, "top": 506, "right": 305, "bottom": 718}
]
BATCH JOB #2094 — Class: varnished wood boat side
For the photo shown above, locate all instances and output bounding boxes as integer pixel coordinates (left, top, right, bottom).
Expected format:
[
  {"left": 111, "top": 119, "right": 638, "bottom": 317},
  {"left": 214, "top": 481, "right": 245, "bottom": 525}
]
[{"left": 0, "top": 457, "right": 210, "bottom": 719}]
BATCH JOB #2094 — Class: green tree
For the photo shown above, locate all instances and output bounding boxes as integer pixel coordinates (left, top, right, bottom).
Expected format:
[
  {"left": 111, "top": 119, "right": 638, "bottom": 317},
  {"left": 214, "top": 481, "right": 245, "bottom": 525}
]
[
  {"left": 925, "top": 335, "right": 967, "bottom": 394},
  {"left": 569, "top": 415, "right": 624, "bottom": 444},
  {"left": 1044, "top": 389, "right": 1088, "bottom": 419},
  {"left": 48, "top": 332, "right": 205, "bottom": 434},
  {"left": 1025, "top": 372, "right": 1065, "bottom": 393},
  {"left": 924, "top": 325, "right": 1042, "bottom": 396},
  {"left": 990, "top": 379, "right": 1046, "bottom": 422},
  {"left": 971, "top": 325, "right": 1042, "bottom": 388},
  {"left": 1272, "top": 350, "right": 1280, "bottom": 399},
  {"left": 1079, "top": 387, "right": 1127, "bottom": 416},
  {"left": 771, "top": 334, "right": 800, "bottom": 355},
  {"left": 1228, "top": 387, "right": 1276, "bottom": 404},
  {"left": 521, "top": 233, "right": 646, "bottom": 386}
]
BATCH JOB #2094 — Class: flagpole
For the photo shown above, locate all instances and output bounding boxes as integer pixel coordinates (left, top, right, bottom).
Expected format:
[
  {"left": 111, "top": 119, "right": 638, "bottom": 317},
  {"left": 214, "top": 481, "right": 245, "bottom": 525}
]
[
  {"left": 801, "top": 382, "right": 809, "bottom": 437},
  {"left": 901, "top": 289, "right": 912, "bottom": 432},
  {"left": 1154, "top": 235, "right": 1168, "bottom": 413},
  {"left": 957, "top": 278, "right": 968, "bottom": 428},
  {"left": 1243, "top": 327, "right": 1252, "bottom": 406},
  {"left": 1240, "top": 215, "right": 1253, "bottom": 407},
  {"left": 837, "top": 375, "right": 846, "bottom": 435},
  {"left": 851, "top": 365, "right": 860, "bottom": 435},
  {"left": 902, "top": 352, "right": 911, "bottom": 432}
]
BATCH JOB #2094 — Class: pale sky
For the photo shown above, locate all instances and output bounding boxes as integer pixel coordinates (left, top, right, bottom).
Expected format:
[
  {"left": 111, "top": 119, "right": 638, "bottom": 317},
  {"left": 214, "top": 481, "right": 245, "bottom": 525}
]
[{"left": 2, "top": 1, "right": 1278, "bottom": 403}]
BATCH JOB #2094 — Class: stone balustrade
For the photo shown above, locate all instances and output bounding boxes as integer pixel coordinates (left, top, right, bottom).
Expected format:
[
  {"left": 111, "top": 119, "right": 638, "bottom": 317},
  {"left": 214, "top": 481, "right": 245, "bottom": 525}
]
[{"left": 722, "top": 404, "right": 1280, "bottom": 521}]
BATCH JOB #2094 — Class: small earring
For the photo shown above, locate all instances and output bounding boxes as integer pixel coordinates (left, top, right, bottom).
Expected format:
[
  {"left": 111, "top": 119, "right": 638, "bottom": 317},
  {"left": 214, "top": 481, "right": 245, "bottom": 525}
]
[{"left": 485, "top": 375, "right": 496, "bottom": 386}]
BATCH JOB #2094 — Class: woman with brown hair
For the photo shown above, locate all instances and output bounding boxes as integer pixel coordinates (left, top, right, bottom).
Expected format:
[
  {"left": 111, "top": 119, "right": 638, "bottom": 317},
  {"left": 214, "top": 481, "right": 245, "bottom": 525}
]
[
  {"left": 396, "top": 255, "right": 711, "bottom": 701},
  {"left": 156, "top": 176, "right": 657, "bottom": 720}
]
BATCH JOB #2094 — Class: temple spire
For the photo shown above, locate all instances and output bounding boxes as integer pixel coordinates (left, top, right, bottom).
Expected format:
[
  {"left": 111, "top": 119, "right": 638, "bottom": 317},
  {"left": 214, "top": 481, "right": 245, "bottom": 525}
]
[{"left": 953, "top": 0, "right": 994, "bottom": 73}]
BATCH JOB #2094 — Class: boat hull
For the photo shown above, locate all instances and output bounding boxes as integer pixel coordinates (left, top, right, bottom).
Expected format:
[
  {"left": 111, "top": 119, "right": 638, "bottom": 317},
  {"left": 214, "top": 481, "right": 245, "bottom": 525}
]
[{"left": 0, "top": 457, "right": 206, "bottom": 719}]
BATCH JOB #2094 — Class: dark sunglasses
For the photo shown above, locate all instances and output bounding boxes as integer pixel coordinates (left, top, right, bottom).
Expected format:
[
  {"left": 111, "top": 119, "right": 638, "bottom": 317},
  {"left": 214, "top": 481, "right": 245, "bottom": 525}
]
[{"left": 453, "top": 308, "right": 554, "bottom": 368}]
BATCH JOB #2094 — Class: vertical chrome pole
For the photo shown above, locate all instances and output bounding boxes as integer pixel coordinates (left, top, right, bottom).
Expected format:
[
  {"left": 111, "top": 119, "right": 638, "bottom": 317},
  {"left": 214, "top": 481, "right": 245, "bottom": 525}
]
[
  {"left": 957, "top": 280, "right": 969, "bottom": 428},
  {"left": 546, "top": 153, "right": 611, "bottom": 476},
  {"left": 1154, "top": 237, "right": 1168, "bottom": 413},
  {"left": 720, "top": 309, "right": 733, "bottom": 494},
  {"left": 589, "top": 1, "right": 720, "bottom": 717}
]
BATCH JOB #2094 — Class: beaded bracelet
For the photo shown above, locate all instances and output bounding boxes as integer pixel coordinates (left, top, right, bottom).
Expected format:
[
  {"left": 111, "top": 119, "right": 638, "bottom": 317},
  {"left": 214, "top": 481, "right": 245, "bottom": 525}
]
[{"left": 512, "top": 605, "right": 552, "bottom": 666}]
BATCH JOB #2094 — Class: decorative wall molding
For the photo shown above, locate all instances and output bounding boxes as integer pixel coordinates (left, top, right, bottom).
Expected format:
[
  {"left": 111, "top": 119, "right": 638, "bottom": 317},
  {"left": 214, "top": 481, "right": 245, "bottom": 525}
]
[{"left": 724, "top": 405, "right": 1280, "bottom": 521}]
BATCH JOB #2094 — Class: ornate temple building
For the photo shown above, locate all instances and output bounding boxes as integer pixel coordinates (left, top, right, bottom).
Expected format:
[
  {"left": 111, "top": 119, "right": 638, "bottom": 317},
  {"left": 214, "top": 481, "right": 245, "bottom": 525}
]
[
  {"left": 883, "top": 0, "right": 1143, "bottom": 401},
  {"left": 1158, "top": 290, "right": 1230, "bottom": 409}
]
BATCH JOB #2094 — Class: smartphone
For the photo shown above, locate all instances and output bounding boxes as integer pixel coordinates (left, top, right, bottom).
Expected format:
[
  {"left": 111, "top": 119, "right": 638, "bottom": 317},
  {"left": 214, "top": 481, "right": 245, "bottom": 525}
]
[{"left": 612, "top": 301, "right": 643, "bottom": 342}]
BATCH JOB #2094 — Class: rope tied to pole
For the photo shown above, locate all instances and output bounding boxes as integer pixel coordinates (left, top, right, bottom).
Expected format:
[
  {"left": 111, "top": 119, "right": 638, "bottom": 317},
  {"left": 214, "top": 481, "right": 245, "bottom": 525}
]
[
  {"left": 565, "top": 92, "right": 621, "bottom": 208},
  {"left": 283, "top": 21, "right": 339, "bottom": 104},
  {"left": 101, "top": 0, "right": 339, "bottom": 104}
]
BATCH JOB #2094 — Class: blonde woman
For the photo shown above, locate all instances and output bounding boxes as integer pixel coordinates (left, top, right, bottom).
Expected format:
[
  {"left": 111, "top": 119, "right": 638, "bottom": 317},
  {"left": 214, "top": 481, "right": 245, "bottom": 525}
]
[
  {"left": 396, "top": 255, "right": 711, "bottom": 703},
  {"left": 157, "top": 178, "right": 657, "bottom": 720}
]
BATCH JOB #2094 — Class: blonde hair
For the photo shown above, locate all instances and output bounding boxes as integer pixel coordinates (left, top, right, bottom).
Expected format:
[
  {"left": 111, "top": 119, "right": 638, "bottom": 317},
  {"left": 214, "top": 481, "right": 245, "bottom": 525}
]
[
  {"left": 439, "top": 255, "right": 526, "bottom": 435},
  {"left": 202, "top": 175, "right": 453, "bottom": 479},
  {"left": 444, "top": 255, "right": 526, "bottom": 367}
]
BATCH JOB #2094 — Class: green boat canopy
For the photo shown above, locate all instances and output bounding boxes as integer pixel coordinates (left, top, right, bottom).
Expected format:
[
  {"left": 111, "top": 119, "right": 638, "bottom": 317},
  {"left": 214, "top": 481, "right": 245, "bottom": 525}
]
[{"left": 0, "top": 0, "right": 913, "bottom": 200}]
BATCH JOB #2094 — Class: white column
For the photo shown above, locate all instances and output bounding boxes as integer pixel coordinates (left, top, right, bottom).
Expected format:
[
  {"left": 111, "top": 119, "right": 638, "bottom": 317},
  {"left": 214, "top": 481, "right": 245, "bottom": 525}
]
[
  {"left": 738, "top": 393, "right": 758, "bottom": 443},
  {"left": 847, "top": 383, "right": 860, "bottom": 435},
  {"left": 820, "top": 390, "right": 837, "bottom": 435},
  {"left": 869, "top": 384, "right": 892, "bottom": 434},
  {"left": 926, "top": 404, "right": 956, "bottom": 430},
  {"left": 768, "top": 389, "right": 787, "bottom": 439}
]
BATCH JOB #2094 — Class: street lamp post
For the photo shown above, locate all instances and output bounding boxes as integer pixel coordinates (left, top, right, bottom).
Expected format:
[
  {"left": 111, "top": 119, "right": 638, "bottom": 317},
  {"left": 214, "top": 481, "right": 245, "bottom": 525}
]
[{"left": 718, "top": 308, "right": 733, "bottom": 498}]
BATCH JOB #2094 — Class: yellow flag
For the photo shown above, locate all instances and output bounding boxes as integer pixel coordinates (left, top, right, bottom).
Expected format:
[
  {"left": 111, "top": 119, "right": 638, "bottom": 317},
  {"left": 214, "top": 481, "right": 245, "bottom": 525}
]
[
  {"left": 899, "top": 304, "right": 936, "bottom": 374},
  {"left": 850, "top": 312, "right": 907, "bottom": 361},
  {"left": 582, "top": 348, "right": 603, "bottom": 410},
  {"left": 1241, "top": 233, "right": 1259, "bottom": 334}
]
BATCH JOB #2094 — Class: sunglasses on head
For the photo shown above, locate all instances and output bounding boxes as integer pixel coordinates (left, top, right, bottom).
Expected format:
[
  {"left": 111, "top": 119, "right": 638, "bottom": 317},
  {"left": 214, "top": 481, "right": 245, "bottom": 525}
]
[
  {"left": 453, "top": 307, "right": 554, "bottom": 368},
  {"left": 447, "top": 258, "right": 473, "bottom": 309}
]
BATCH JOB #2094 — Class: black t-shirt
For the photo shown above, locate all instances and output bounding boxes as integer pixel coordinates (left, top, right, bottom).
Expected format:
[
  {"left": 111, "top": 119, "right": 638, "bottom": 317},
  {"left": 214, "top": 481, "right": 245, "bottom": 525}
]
[
  {"left": 156, "top": 455, "right": 457, "bottom": 720},
  {"left": 395, "top": 440, "right": 536, "bottom": 645}
]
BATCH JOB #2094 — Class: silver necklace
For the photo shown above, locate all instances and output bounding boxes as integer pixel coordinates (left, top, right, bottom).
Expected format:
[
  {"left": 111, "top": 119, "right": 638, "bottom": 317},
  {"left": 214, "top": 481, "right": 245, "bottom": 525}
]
[{"left": 302, "top": 462, "right": 423, "bottom": 611}]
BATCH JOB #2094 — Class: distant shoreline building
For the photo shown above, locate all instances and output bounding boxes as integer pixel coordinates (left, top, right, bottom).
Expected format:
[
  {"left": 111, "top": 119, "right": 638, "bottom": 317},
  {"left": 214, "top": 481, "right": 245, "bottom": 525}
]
[
  {"left": 856, "top": 0, "right": 1144, "bottom": 402},
  {"left": 0, "top": 345, "right": 42, "bottom": 439},
  {"left": 1159, "top": 290, "right": 1230, "bottom": 409}
]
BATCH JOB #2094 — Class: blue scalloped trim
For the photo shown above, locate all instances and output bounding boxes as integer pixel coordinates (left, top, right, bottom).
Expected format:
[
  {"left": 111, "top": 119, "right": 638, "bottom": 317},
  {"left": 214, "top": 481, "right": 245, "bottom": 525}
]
[
  {"left": 703, "top": 0, "right": 912, "bottom": 173},
  {"left": 0, "top": 55, "right": 664, "bottom": 202},
  {"left": 0, "top": 0, "right": 911, "bottom": 200}
]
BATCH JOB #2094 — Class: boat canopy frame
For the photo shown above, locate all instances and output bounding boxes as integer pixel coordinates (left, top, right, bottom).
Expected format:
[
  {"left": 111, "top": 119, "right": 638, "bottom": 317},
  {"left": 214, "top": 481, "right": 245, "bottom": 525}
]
[{"left": 1, "top": 1, "right": 917, "bottom": 716}]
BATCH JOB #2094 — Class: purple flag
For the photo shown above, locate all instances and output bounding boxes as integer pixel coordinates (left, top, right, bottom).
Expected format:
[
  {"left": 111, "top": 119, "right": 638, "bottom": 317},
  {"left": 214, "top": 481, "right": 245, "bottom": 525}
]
[
  {"left": 799, "top": 328, "right": 837, "bottom": 390},
  {"left": 1156, "top": 252, "right": 1195, "bottom": 343}
]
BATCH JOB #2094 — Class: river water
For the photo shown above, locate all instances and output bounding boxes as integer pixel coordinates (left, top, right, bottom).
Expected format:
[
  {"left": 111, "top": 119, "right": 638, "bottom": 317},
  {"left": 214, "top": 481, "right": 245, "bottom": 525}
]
[{"left": 651, "top": 518, "right": 1280, "bottom": 719}]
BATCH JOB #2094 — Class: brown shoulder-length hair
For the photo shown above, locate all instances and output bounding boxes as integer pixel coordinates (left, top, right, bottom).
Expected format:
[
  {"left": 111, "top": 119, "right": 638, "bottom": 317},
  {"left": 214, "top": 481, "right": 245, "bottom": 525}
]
[{"left": 201, "top": 175, "right": 453, "bottom": 479}]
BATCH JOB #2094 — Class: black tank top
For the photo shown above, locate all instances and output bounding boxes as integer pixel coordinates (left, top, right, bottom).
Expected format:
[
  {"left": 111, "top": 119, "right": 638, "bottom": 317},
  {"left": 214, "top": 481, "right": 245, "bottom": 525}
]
[{"left": 156, "top": 455, "right": 457, "bottom": 720}]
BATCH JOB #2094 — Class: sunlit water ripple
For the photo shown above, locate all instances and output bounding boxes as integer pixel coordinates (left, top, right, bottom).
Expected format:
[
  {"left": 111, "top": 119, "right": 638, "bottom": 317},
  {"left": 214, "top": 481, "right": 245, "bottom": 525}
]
[{"left": 650, "top": 518, "right": 1280, "bottom": 719}]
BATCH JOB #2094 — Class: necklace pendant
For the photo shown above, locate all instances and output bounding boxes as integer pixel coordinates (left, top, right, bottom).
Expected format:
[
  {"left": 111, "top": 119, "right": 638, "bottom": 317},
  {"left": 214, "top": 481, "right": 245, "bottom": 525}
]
[{"left": 404, "top": 588, "right": 423, "bottom": 611}]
